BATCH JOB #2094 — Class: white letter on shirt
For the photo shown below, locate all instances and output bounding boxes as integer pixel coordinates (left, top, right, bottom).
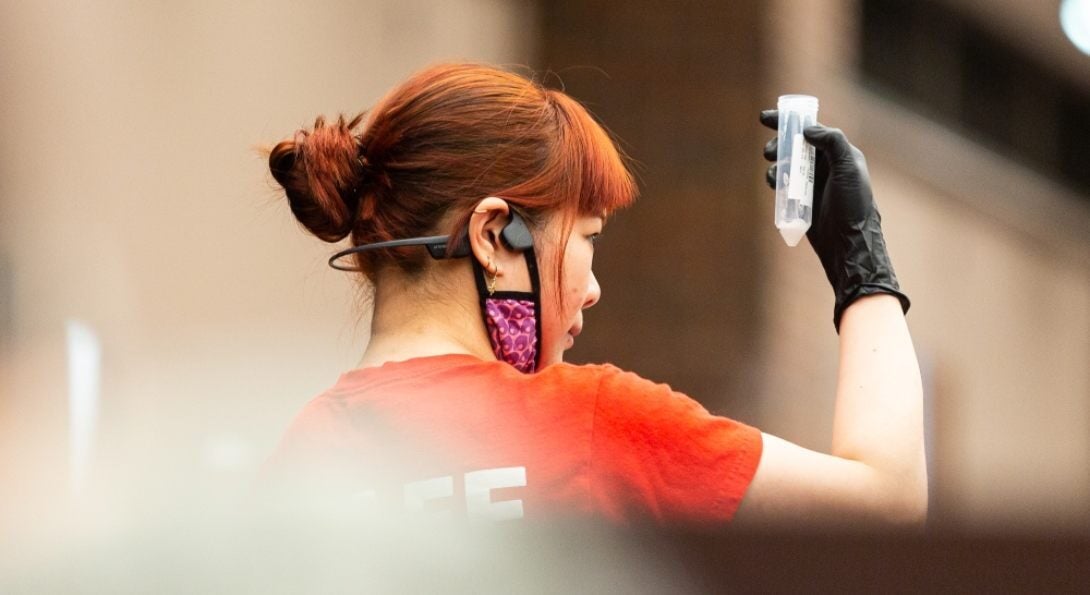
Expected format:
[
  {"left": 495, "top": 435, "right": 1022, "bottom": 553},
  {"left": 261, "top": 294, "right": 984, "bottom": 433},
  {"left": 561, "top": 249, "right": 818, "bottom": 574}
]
[{"left": 465, "top": 467, "right": 527, "bottom": 521}]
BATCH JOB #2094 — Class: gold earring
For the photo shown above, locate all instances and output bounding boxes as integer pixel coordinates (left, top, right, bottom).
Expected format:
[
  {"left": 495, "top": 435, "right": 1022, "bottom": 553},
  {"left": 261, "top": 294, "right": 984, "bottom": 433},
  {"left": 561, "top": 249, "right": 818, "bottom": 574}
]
[
  {"left": 484, "top": 257, "right": 499, "bottom": 295},
  {"left": 486, "top": 261, "right": 501, "bottom": 294}
]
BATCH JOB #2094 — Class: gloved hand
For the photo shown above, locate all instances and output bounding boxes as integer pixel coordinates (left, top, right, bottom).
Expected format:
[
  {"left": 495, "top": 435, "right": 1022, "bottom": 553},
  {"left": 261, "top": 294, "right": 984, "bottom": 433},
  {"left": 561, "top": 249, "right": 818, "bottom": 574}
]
[{"left": 760, "top": 110, "right": 910, "bottom": 332}]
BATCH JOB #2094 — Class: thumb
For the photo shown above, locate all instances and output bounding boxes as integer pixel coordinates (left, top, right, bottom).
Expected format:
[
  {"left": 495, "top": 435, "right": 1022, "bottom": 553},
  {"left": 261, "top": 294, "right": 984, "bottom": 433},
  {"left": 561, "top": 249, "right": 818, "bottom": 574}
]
[{"left": 803, "top": 125, "right": 854, "bottom": 161}]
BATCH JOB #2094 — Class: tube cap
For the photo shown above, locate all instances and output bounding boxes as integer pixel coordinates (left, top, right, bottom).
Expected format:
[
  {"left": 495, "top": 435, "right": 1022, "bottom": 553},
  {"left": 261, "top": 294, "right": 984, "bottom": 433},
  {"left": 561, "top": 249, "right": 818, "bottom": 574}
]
[{"left": 777, "top": 94, "right": 819, "bottom": 112}]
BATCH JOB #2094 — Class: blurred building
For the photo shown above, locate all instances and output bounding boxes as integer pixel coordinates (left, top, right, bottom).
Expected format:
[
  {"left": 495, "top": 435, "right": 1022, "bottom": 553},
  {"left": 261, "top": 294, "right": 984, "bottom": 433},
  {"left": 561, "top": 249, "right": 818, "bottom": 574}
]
[
  {"left": 1, "top": 0, "right": 1089, "bottom": 537},
  {"left": 546, "top": 0, "right": 1090, "bottom": 533}
]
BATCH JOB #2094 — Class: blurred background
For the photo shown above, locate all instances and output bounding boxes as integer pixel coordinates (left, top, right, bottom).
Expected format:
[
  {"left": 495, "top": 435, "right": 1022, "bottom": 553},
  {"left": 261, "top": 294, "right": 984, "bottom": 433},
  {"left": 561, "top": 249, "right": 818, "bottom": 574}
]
[{"left": 2, "top": 0, "right": 1090, "bottom": 584}]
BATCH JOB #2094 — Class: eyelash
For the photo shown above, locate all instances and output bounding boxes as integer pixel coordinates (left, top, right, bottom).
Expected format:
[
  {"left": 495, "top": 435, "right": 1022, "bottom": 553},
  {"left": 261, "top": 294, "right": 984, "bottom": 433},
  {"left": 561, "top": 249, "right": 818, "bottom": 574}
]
[{"left": 588, "top": 233, "right": 602, "bottom": 246}]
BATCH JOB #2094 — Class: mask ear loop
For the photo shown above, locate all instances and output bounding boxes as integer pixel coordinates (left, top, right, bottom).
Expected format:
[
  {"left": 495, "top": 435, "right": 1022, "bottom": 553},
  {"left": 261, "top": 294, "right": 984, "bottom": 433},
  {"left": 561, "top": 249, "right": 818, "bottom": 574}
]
[
  {"left": 522, "top": 244, "right": 543, "bottom": 372},
  {"left": 471, "top": 209, "right": 543, "bottom": 372},
  {"left": 503, "top": 210, "right": 542, "bottom": 371}
]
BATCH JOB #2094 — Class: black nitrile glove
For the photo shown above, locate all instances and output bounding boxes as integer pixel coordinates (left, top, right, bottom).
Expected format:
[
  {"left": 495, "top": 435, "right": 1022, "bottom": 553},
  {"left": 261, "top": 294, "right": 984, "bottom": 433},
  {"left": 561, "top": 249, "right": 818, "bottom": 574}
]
[{"left": 760, "top": 109, "right": 910, "bottom": 332}]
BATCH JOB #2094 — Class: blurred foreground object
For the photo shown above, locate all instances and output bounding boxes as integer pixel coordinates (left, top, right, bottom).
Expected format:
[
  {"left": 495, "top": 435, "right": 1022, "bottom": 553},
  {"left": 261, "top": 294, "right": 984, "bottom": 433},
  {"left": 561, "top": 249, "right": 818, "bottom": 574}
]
[
  {"left": 1062, "top": 0, "right": 1090, "bottom": 56},
  {"left": 4, "top": 505, "right": 1090, "bottom": 594}
]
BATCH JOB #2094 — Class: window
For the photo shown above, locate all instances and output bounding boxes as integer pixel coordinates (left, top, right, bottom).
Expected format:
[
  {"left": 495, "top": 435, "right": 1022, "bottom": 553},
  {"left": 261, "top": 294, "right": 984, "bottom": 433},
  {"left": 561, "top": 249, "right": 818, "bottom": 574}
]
[{"left": 861, "top": 0, "right": 1090, "bottom": 196}]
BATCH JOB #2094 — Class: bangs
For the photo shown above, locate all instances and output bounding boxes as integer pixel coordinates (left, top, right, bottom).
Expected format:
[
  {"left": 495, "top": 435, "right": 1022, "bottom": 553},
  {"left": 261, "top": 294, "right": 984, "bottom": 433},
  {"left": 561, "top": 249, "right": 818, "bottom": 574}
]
[{"left": 548, "top": 91, "right": 639, "bottom": 218}]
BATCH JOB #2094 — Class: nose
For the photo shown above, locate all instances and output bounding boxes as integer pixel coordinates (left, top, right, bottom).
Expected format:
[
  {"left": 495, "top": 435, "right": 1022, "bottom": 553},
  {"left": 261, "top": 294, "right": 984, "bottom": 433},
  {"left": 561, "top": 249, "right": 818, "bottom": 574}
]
[{"left": 583, "top": 271, "right": 601, "bottom": 310}]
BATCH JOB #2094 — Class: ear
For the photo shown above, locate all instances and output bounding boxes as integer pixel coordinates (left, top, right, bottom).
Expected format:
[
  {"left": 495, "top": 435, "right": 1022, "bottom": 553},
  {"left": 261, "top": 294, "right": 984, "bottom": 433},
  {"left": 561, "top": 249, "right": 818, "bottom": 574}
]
[{"left": 468, "top": 196, "right": 512, "bottom": 274}]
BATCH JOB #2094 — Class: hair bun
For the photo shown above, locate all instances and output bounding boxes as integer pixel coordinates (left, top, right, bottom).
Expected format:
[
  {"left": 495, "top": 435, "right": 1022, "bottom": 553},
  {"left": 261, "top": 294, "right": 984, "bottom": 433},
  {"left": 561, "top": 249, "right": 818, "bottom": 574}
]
[{"left": 269, "top": 113, "right": 366, "bottom": 242}]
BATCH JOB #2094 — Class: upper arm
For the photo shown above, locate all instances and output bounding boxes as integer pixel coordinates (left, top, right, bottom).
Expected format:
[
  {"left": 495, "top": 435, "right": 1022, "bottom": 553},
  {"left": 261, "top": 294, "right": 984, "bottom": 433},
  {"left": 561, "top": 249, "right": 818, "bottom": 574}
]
[
  {"left": 590, "top": 366, "right": 763, "bottom": 523},
  {"left": 731, "top": 432, "right": 926, "bottom": 529}
]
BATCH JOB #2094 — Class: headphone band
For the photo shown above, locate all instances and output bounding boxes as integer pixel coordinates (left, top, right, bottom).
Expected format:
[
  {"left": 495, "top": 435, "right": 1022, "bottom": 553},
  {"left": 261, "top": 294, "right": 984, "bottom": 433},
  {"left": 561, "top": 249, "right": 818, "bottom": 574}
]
[{"left": 327, "top": 210, "right": 532, "bottom": 272}]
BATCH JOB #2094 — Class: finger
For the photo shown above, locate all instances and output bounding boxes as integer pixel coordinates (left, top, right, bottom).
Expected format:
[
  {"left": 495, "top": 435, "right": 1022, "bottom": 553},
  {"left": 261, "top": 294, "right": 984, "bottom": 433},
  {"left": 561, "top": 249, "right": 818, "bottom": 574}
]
[
  {"left": 765, "top": 163, "right": 777, "bottom": 189},
  {"left": 763, "top": 136, "right": 777, "bottom": 161},
  {"left": 759, "top": 109, "right": 778, "bottom": 130},
  {"left": 803, "top": 125, "right": 854, "bottom": 161}
]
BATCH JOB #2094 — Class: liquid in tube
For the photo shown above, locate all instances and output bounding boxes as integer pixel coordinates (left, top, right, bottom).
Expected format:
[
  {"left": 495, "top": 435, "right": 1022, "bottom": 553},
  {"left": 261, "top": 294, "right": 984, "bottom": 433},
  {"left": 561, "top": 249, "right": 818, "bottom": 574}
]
[{"left": 774, "top": 95, "right": 819, "bottom": 247}]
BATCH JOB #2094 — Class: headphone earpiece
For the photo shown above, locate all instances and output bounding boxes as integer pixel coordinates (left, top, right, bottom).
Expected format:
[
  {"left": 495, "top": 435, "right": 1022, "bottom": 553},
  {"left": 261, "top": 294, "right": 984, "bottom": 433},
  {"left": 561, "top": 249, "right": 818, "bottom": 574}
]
[{"left": 501, "top": 211, "right": 534, "bottom": 252}]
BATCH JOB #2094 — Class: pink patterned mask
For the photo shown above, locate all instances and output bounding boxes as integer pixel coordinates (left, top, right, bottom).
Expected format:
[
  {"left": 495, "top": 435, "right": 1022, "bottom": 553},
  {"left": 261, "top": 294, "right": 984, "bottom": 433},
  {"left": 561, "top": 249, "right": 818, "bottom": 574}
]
[
  {"left": 483, "top": 297, "right": 538, "bottom": 373},
  {"left": 474, "top": 249, "right": 541, "bottom": 374}
]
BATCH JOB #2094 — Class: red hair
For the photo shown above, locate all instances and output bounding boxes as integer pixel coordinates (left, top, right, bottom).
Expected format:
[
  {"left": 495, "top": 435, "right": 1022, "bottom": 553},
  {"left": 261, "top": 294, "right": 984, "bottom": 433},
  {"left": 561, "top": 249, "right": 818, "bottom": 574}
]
[{"left": 268, "top": 63, "right": 637, "bottom": 292}]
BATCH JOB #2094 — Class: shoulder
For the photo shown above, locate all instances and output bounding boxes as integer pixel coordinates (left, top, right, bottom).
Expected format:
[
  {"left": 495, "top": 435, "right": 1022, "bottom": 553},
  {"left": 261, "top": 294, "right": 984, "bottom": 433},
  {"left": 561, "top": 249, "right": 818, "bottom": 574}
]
[
  {"left": 572, "top": 363, "right": 710, "bottom": 417},
  {"left": 530, "top": 362, "right": 707, "bottom": 410},
  {"left": 571, "top": 365, "right": 763, "bottom": 523},
  {"left": 533, "top": 361, "right": 647, "bottom": 387},
  {"left": 540, "top": 362, "right": 739, "bottom": 440},
  {"left": 526, "top": 362, "right": 679, "bottom": 403}
]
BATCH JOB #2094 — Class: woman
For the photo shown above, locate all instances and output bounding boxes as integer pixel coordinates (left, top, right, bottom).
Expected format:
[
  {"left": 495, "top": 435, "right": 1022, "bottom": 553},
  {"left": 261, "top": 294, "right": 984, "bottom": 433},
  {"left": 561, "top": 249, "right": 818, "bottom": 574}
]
[{"left": 262, "top": 62, "right": 926, "bottom": 527}]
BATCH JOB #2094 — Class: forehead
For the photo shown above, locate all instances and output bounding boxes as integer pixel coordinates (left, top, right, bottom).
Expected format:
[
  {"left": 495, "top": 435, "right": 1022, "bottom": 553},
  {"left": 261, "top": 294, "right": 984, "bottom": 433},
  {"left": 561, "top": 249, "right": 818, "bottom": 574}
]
[
  {"left": 542, "top": 211, "right": 602, "bottom": 227},
  {"left": 537, "top": 210, "right": 604, "bottom": 238},
  {"left": 578, "top": 212, "right": 605, "bottom": 225}
]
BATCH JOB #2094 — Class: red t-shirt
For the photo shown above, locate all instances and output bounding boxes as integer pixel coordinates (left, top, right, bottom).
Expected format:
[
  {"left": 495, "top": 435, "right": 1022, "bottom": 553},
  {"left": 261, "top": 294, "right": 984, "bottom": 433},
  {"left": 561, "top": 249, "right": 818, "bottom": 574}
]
[{"left": 260, "top": 354, "right": 762, "bottom": 525}]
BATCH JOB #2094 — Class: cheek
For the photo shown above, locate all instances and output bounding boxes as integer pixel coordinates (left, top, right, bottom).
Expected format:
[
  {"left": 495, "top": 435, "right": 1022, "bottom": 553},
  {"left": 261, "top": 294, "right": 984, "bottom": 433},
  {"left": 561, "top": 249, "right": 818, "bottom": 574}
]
[
  {"left": 539, "top": 282, "right": 576, "bottom": 334},
  {"left": 535, "top": 292, "right": 567, "bottom": 365},
  {"left": 536, "top": 267, "right": 578, "bottom": 350},
  {"left": 564, "top": 251, "right": 592, "bottom": 309},
  {"left": 551, "top": 253, "right": 589, "bottom": 319},
  {"left": 536, "top": 235, "right": 595, "bottom": 359},
  {"left": 563, "top": 277, "right": 587, "bottom": 314}
]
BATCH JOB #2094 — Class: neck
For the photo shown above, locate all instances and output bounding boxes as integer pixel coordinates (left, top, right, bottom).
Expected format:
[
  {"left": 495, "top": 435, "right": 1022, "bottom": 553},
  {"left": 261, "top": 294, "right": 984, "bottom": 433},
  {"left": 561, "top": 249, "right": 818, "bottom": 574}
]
[{"left": 357, "top": 263, "right": 495, "bottom": 369}]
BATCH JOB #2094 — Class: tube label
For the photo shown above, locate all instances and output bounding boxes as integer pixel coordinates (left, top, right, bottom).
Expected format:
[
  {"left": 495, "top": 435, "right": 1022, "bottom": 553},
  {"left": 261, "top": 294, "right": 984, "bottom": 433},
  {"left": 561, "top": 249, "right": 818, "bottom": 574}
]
[{"left": 787, "top": 132, "right": 815, "bottom": 206}]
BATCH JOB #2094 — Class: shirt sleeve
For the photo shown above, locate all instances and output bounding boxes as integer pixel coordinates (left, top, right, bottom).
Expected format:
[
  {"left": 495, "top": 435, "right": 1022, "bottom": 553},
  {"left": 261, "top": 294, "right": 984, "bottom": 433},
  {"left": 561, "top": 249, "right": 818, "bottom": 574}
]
[{"left": 588, "top": 365, "right": 763, "bottom": 524}]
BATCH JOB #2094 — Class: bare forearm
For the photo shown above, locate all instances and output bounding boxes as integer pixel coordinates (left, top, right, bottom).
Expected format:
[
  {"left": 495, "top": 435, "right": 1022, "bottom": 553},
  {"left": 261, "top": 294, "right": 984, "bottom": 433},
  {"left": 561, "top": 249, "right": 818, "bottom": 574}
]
[{"left": 831, "top": 294, "right": 927, "bottom": 518}]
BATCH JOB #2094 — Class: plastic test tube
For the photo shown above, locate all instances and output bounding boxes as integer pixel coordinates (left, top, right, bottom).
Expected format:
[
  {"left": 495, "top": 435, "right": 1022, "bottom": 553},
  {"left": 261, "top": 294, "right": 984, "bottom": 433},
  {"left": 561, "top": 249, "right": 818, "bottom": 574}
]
[{"left": 775, "top": 94, "right": 819, "bottom": 247}]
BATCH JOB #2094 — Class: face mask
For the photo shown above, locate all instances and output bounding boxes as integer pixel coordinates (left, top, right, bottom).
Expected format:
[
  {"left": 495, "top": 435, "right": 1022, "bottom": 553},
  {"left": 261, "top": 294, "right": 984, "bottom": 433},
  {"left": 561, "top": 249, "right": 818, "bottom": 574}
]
[
  {"left": 327, "top": 206, "right": 542, "bottom": 374},
  {"left": 472, "top": 245, "right": 542, "bottom": 374}
]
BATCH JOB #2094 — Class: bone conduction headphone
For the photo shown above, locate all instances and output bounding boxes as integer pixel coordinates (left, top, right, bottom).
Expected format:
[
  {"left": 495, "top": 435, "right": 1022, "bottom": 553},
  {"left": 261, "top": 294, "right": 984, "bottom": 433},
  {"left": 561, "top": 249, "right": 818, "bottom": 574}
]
[{"left": 327, "top": 210, "right": 535, "bottom": 271}]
